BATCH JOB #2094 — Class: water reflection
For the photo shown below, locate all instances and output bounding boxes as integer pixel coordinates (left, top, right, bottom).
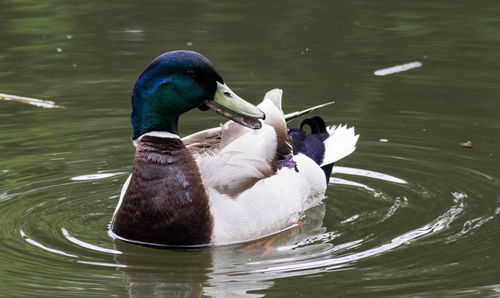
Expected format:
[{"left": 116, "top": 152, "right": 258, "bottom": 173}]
[
  {"left": 10, "top": 157, "right": 500, "bottom": 296},
  {"left": 107, "top": 183, "right": 474, "bottom": 296},
  {"left": 101, "top": 163, "right": 468, "bottom": 296},
  {"left": 113, "top": 241, "right": 211, "bottom": 297},
  {"left": 111, "top": 205, "right": 326, "bottom": 297}
]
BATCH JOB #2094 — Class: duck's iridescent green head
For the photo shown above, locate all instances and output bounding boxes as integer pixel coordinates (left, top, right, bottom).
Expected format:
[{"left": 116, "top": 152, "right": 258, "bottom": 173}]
[{"left": 131, "top": 50, "right": 265, "bottom": 139}]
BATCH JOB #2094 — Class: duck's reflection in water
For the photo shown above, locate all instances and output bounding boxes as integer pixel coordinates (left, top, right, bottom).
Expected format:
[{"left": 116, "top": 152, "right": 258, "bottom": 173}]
[
  {"left": 113, "top": 240, "right": 211, "bottom": 297},
  {"left": 113, "top": 204, "right": 326, "bottom": 297}
]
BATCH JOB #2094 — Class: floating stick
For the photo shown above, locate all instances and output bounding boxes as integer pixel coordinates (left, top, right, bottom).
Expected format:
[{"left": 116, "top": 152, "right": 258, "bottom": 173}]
[
  {"left": 0, "top": 93, "right": 63, "bottom": 108},
  {"left": 374, "top": 61, "right": 423, "bottom": 76}
]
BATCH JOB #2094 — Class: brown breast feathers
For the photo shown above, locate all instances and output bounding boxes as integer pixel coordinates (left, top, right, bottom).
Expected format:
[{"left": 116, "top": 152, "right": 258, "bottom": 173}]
[{"left": 110, "top": 136, "right": 213, "bottom": 246}]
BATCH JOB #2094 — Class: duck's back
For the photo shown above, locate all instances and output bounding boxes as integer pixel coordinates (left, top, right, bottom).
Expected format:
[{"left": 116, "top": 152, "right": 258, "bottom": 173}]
[{"left": 181, "top": 89, "right": 358, "bottom": 245}]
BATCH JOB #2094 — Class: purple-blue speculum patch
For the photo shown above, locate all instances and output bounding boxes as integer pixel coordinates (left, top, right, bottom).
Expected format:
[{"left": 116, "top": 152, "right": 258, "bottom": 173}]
[{"left": 278, "top": 154, "right": 298, "bottom": 171}]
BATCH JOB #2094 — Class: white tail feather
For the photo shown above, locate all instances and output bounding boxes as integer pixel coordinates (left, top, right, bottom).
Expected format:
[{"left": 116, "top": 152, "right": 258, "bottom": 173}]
[{"left": 321, "top": 125, "right": 359, "bottom": 166}]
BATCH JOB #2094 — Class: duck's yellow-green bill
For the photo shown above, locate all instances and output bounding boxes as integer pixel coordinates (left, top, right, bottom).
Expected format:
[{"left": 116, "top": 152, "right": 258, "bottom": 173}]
[{"left": 205, "top": 82, "right": 265, "bottom": 129}]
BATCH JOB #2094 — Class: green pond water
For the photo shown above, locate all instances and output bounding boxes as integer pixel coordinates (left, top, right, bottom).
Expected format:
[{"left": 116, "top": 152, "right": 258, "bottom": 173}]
[{"left": 1, "top": 1, "right": 500, "bottom": 297}]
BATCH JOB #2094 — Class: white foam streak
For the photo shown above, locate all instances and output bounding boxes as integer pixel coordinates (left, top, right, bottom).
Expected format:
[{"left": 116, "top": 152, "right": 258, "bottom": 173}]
[
  {"left": 20, "top": 230, "right": 78, "bottom": 258},
  {"left": 258, "top": 202, "right": 465, "bottom": 274},
  {"left": 77, "top": 260, "right": 126, "bottom": 268},
  {"left": 71, "top": 172, "right": 126, "bottom": 181},
  {"left": 62, "top": 228, "right": 122, "bottom": 254},
  {"left": 332, "top": 166, "right": 407, "bottom": 184},
  {"left": 329, "top": 177, "right": 376, "bottom": 191}
]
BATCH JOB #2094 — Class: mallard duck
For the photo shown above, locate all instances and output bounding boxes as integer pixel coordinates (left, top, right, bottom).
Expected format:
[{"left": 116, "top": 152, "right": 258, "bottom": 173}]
[{"left": 109, "top": 50, "right": 358, "bottom": 247}]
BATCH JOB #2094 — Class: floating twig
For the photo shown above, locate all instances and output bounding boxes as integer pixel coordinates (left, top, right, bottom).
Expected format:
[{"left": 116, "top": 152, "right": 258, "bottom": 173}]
[
  {"left": 0, "top": 93, "right": 63, "bottom": 108},
  {"left": 374, "top": 61, "right": 423, "bottom": 76}
]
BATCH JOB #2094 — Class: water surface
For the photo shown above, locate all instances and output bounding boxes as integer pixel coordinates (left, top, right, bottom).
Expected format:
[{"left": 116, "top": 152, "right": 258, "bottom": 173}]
[{"left": 1, "top": 1, "right": 500, "bottom": 297}]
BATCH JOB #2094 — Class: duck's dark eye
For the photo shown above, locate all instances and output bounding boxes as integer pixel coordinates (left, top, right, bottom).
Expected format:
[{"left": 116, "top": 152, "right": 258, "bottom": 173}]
[
  {"left": 185, "top": 69, "right": 197, "bottom": 77},
  {"left": 224, "top": 92, "right": 232, "bottom": 98}
]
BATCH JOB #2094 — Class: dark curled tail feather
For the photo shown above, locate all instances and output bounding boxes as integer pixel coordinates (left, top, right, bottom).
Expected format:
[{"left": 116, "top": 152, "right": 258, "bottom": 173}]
[
  {"left": 300, "top": 116, "right": 329, "bottom": 141},
  {"left": 288, "top": 116, "right": 333, "bottom": 184}
]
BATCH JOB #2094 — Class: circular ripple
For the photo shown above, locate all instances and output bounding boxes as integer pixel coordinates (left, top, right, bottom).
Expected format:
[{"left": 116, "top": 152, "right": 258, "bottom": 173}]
[{"left": 1, "top": 146, "right": 499, "bottom": 296}]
